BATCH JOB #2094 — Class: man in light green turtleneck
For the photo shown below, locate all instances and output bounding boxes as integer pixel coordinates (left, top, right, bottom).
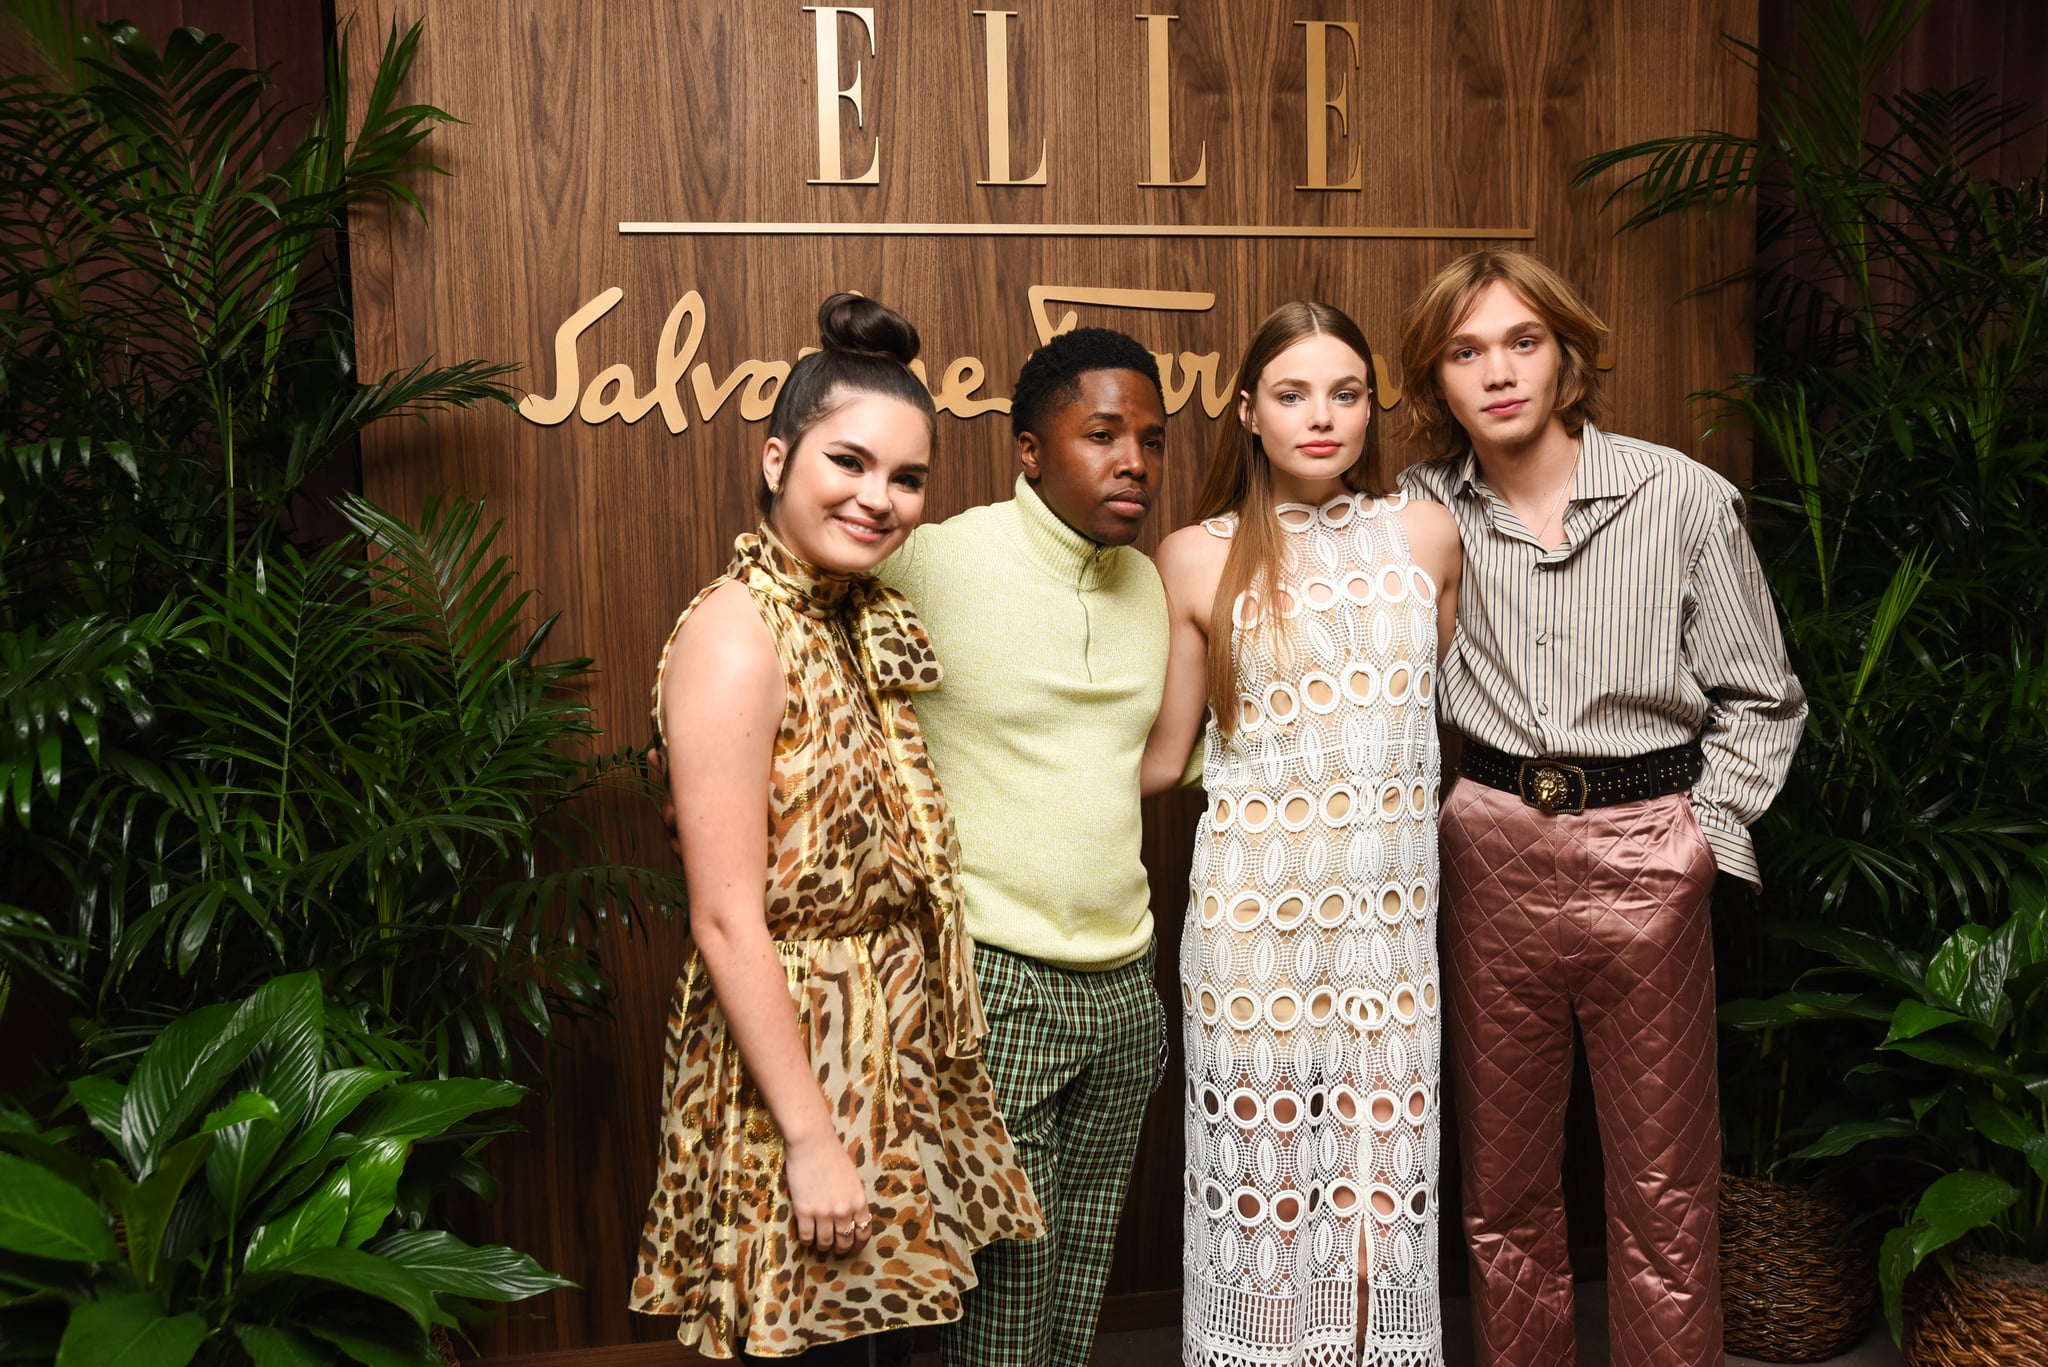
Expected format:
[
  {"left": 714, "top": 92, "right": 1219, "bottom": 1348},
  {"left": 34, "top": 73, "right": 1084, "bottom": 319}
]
[{"left": 878, "top": 328, "right": 1170, "bottom": 1367}]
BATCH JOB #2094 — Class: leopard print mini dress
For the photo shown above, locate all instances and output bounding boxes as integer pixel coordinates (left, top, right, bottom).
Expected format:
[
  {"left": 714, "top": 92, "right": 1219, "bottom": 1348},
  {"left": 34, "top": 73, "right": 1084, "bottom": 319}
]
[{"left": 631, "top": 527, "right": 1042, "bottom": 1360}]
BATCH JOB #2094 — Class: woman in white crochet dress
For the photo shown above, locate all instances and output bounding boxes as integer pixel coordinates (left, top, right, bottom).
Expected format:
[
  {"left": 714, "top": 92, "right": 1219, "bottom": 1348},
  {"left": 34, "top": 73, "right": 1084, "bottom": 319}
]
[{"left": 1143, "top": 303, "right": 1461, "bottom": 1367}]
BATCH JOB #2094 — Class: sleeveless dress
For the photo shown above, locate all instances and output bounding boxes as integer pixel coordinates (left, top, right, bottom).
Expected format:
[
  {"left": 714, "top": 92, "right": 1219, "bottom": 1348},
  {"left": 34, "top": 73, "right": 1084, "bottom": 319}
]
[
  {"left": 631, "top": 527, "right": 1042, "bottom": 1360},
  {"left": 1180, "top": 492, "right": 1445, "bottom": 1367}
]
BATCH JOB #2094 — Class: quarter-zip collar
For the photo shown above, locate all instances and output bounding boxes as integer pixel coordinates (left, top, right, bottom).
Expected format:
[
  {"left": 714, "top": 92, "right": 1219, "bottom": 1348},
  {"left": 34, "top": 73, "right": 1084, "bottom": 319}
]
[{"left": 1011, "top": 474, "right": 1115, "bottom": 590}]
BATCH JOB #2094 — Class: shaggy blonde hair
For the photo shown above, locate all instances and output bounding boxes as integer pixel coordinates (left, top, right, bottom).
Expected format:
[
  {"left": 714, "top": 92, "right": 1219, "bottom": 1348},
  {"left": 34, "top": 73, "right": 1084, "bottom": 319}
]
[{"left": 1397, "top": 251, "right": 1609, "bottom": 456}]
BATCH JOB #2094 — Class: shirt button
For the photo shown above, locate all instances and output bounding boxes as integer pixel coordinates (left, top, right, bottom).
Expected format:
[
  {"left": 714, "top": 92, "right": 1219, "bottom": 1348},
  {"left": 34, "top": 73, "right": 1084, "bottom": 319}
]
[
  {"left": 1536, "top": 631, "right": 1550, "bottom": 645},
  {"left": 1536, "top": 702, "right": 1550, "bottom": 716}
]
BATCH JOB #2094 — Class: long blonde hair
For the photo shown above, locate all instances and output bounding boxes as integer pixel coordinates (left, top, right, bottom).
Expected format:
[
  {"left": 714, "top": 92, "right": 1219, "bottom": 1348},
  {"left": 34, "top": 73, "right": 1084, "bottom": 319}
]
[{"left": 1192, "top": 302, "right": 1385, "bottom": 735}]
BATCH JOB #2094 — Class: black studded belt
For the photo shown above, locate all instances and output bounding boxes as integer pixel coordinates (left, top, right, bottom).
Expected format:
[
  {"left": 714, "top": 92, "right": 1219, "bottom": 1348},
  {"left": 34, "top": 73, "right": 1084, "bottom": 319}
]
[{"left": 1457, "top": 739, "right": 1703, "bottom": 815}]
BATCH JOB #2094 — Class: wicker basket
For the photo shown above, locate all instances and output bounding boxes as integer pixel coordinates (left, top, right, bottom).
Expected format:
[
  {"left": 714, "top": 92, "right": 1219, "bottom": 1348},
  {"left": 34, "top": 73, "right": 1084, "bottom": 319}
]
[
  {"left": 1718, "top": 1172, "right": 1877, "bottom": 1362},
  {"left": 1905, "top": 1252, "right": 2048, "bottom": 1367}
]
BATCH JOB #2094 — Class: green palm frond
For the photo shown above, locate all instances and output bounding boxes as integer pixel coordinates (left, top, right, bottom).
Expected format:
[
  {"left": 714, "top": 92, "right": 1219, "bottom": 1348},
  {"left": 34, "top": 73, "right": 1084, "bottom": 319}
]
[
  {"left": 0, "top": 7, "right": 671, "bottom": 1088},
  {"left": 1575, "top": 132, "right": 1763, "bottom": 228}
]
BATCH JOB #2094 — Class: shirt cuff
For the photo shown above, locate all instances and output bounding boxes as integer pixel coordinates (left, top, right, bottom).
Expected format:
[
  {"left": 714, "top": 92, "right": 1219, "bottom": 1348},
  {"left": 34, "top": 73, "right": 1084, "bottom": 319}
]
[{"left": 1692, "top": 801, "right": 1759, "bottom": 889}]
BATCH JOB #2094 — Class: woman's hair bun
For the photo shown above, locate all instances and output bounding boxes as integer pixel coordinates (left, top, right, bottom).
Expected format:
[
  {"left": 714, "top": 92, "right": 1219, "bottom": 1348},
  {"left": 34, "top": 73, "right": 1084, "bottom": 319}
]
[{"left": 817, "top": 291, "right": 921, "bottom": 366}]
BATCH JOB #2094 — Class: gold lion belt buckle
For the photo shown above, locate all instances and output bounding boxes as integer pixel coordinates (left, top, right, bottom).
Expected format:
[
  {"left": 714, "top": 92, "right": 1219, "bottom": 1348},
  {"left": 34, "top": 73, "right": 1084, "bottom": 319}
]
[{"left": 1517, "top": 759, "right": 1589, "bottom": 815}]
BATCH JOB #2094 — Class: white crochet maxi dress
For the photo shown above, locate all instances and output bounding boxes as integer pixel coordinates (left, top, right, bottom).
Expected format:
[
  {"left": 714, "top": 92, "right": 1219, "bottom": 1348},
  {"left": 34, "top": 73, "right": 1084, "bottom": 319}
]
[{"left": 1180, "top": 492, "right": 1445, "bottom": 1367}]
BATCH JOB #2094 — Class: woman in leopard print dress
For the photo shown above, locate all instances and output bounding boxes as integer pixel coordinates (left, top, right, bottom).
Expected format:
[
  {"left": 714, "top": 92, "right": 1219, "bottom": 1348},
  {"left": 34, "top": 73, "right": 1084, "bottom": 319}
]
[{"left": 632, "top": 295, "right": 1042, "bottom": 1362}]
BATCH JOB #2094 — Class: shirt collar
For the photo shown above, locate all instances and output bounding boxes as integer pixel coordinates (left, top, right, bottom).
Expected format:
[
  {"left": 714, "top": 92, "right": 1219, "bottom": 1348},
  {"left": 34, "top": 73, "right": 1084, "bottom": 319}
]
[
  {"left": 1572, "top": 424, "right": 1643, "bottom": 500},
  {"left": 1011, "top": 474, "right": 1114, "bottom": 589},
  {"left": 1448, "top": 449, "right": 1483, "bottom": 497},
  {"left": 1452, "top": 423, "right": 1644, "bottom": 502}
]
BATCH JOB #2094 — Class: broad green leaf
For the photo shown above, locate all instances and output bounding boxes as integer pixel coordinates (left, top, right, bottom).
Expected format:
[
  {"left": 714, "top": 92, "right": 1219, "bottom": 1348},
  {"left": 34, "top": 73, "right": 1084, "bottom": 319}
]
[
  {"left": 1774, "top": 922, "right": 1926, "bottom": 993},
  {"left": 0, "top": 1153, "right": 116, "bottom": 1262},
  {"left": 305, "top": 1322, "right": 440, "bottom": 1367},
  {"left": 341, "top": 1078, "right": 522, "bottom": 1144},
  {"left": 0, "top": 1125, "right": 95, "bottom": 1189},
  {"left": 339, "top": 1139, "right": 410, "bottom": 1249},
  {"left": 203, "top": 1091, "right": 282, "bottom": 1134},
  {"left": 245, "top": 1246, "right": 437, "bottom": 1332},
  {"left": 1879, "top": 1225, "right": 1914, "bottom": 1346},
  {"left": 124, "top": 976, "right": 320, "bottom": 1176},
  {"left": 1788, "top": 1118, "right": 1917, "bottom": 1160},
  {"left": 1884, "top": 999, "right": 1969, "bottom": 1043},
  {"left": 267, "top": 1068, "right": 401, "bottom": 1189},
  {"left": 240, "top": 982, "right": 324, "bottom": 1131},
  {"left": 122, "top": 1132, "right": 214, "bottom": 1290},
  {"left": 370, "top": 1228, "right": 574, "bottom": 1300},
  {"left": 245, "top": 1167, "right": 352, "bottom": 1273},
  {"left": 114, "top": 1001, "right": 235, "bottom": 1173},
  {"left": 1909, "top": 1170, "right": 2018, "bottom": 1262},
  {"left": 233, "top": 1324, "right": 334, "bottom": 1367},
  {"left": 1964, "top": 1092, "right": 2036, "bottom": 1151},
  {"left": 1926, "top": 925, "right": 1991, "bottom": 1007},
  {"left": 53, "top": 1293, "right": 206, "bottom": 1367},
  {"left": 207, "top": 1111, "right": 287, "bottom": 1228},
  {"left": 1910, "top": 1089, "right": 1948, "bottom": 1122},
  {"left": 1960, "top": 914, "right": 2021, "bottom": 1031},
  {"left": 66, "top": 1077, "right": 124, "bottom": 1150},
  {"left": 1885, "top": 1033, "right": 2013, "bottom": 1077},
  {"left": 1721, "top": 991, "right": 1890, "bottom": 1029},
  {"left": 2026, "top": 1133, "right": 2048, "bottom": 1186}
]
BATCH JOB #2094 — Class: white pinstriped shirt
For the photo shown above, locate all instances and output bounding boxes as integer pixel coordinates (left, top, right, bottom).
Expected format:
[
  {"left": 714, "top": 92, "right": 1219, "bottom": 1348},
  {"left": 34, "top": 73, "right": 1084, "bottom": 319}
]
[{"left": 1399, "top": 424, "right": 1806, "bottom": 887}]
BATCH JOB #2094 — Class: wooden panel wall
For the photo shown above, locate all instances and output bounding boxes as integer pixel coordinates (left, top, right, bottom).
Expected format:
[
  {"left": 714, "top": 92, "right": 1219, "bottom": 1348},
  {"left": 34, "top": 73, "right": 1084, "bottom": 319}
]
[{"left": 340, "top": 2, "right": 1755, "bottom": 1359}]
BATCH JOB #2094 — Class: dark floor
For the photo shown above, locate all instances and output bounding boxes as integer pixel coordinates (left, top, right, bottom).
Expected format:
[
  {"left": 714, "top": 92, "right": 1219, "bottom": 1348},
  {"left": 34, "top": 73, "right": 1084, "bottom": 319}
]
[{"left": 911, "top": 1282, "right": 1907, "bottom": 1365}]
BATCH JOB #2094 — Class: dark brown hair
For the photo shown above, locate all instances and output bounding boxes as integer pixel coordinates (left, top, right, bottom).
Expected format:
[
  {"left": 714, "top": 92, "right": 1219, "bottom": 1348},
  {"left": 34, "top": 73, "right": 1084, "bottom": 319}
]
[
  {"left": 1396, "top": 251, "right": 1609, "bottom": 456},
  {"left": 1191, "top": 301, "right": 1384, "bottom": 734},
  {"left": 758, "top": 292, "right": 936, "bottom": 514}
]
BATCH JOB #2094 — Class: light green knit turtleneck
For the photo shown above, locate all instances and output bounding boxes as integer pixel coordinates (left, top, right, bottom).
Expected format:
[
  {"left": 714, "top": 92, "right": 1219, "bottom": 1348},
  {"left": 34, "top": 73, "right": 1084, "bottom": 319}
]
[{"left": 879, "top": 476, "right": 1167, "bottom": 970}]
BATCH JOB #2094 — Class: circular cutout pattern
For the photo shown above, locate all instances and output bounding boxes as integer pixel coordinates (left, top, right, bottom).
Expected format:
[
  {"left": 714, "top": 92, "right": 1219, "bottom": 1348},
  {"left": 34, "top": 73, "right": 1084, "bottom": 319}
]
[{"left": 1180, "top": 488, "right": 1443, "bottom": 1359}]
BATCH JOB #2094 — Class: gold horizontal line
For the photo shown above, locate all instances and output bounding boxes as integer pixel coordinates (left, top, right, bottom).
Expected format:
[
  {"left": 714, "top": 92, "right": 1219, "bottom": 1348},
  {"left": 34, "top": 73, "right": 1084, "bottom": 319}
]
[{"left": 618, "top": 221, "right": 1536, "bottom": 240}]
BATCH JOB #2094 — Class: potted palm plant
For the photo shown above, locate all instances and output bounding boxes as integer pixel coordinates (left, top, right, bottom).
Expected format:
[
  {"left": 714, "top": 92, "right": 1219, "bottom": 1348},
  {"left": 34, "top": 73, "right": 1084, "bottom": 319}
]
[
  {"left": 1728, "top": 882, "right": 2048, "bottom": 1364},
  {"left": 0, "top": 11, "right": 690, "bottom": 1356},
  {"left": 1576, "top": 0, "right": 2048, "bottom": 1357},
  {"left": 0, "top": 8, "right": 684, "bottom": 1074}
]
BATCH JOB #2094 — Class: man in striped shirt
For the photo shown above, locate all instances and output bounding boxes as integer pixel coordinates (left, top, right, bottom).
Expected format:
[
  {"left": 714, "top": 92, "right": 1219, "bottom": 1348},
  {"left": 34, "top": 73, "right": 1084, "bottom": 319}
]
[{"left": 1396, "top": 251, "right": 1804, "bottom": 1367}]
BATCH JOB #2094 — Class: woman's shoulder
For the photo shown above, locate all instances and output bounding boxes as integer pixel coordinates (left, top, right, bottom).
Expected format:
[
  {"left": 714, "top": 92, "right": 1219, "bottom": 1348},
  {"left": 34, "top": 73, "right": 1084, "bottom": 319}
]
[
  {"left": 1390, "top": 496, "right": 1461, "bottom": 582},
  {"left": 662, "top": 580, "right": 780, "bottom": 686},
  {"left": 1158, "top": 521, "right": 1232, "bottom": 571},
  {"left": 651, "top": 578, "right": 783, "bottom": 744},
  {"left": 1391, "top": 493, "right": 1457, "bottom": 540},
  {"left": 1154, "top": 522, "right": 1229, "bottom": 610}
]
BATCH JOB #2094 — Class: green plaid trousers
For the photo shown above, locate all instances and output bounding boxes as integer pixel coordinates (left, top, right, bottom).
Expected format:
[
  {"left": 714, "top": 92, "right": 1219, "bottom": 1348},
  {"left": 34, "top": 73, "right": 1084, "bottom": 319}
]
[{"left": 944, "top": 941, "right": 1165, "bottom": 1367}]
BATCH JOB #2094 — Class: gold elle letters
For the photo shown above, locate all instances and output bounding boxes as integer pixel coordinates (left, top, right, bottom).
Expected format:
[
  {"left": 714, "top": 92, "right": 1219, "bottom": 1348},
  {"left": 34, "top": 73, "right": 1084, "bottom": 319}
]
[
  {"left": 811, "top": 7, "right": 1364, "bottom": 193},
  {"left": 521, "top": 9, "right": 1399, "bottom": 435}
]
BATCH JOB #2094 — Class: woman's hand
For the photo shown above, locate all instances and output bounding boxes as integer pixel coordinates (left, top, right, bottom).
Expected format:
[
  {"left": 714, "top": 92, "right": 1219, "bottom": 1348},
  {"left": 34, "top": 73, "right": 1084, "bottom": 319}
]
[{"left": 786, "top": 1132, "right": 874, "bottom": 1257}]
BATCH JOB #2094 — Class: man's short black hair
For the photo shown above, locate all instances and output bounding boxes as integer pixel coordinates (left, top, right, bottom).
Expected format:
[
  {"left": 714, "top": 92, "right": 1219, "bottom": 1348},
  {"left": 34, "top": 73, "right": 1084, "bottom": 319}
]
[{"left": 1010, "top": 327, "right": 1165, "bottom": 441}]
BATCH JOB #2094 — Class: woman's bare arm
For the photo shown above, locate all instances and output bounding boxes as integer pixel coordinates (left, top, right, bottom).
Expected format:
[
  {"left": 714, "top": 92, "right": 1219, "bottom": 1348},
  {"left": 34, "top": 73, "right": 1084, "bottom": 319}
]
[
  {"left": 661, "top": 582, "right": 871, "bottom": 1256},
  {"left": 1399, "top": 498, "right": 1462, "bottom": 667},
  {"left": 1142, "top": 526, "right": 1227, "bottom": 797}
]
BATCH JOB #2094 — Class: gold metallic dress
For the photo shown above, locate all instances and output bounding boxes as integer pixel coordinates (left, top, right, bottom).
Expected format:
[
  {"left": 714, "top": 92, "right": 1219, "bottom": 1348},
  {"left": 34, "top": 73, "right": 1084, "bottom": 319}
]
[{"left": 631, "top": 528, "right": 1042, "bottom": 1360}]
